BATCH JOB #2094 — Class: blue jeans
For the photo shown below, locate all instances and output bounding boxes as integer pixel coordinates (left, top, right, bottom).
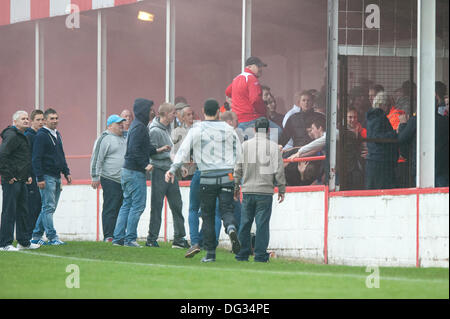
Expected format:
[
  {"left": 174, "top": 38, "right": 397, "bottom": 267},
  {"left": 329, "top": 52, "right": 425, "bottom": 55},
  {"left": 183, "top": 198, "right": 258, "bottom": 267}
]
[
  {"left": 237, "top": 119, "right": 282, "bottom": 142},
  {"left": 236, "top": 194, "right": 273, "bottom": 262},
  {"left": 32, "top": 175, "right": 62, "bottom": 241},
  {"left": 113, "top": 168, "right": 147, "bottom": 245},
  {"left": 188, "top": 170, "right": 202, "bottom": 246}
]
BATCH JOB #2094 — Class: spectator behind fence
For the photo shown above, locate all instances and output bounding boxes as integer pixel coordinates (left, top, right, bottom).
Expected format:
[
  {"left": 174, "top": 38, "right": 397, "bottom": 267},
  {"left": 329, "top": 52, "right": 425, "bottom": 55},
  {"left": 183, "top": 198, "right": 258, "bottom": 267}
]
[
  {"left": 146, "top": 103, "right": 189, "bottom": 249},
  {"left": 395, "top": 80, "right": 416, "bottom": 115},
  {"left": 31, "top": 108, "right": 72, "bottom": 246},
  {"left": 339, "top": 108, "right": 367, "bottom": 190},
  {"left": 225, "top": 56, "right": 281, "bottom": 141},
  {"left": 284, "top": 116, "right": 325, "bottom": 186},
  {"left": 0, "top": 111, "right": 40, "bottom": 251},
  {"left": 166, "top": 99, "right": 243, "bottom": 262},
  {"left": 349, "top": 86, "right": 371, "bottom": 128},
  {"left": 120, "top": 109, "right": 134, "bottom": 139},
  {"left": 280, "top": 90, "right": 326, "bottom": 156},
  {"left": 24, "top": 109, "right": 44, "bottom": 238},
  {"left": 365, "top": 92, "right": 399, "bottom": 190},
  {"left": 113, "top": 98, "right": 168, "bottom": 248},
  {"left": 397, "top": 113, "right": 416, "bottom": 187},
  {"left": 234, "top": 117, "right": 286, "bottom": 263},
  {"left": 282, "top": 91, "right": 310, "bottom": 150},
  {"left": 90, "top": 114, "right": 127, "bottom": 242},
  {"left": 266, "top": 93, "right": 284, "bottom": 129},
  {"left": 434, "top": 81, "right": 449, "bottom": 187},
  {"left": 368, "top": 84, "right": 384, "bottom": 107}
]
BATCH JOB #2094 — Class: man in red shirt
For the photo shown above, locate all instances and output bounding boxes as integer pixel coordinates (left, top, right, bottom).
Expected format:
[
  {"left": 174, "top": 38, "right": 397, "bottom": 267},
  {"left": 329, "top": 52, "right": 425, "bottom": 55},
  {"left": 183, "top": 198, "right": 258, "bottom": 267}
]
[{"left": 225, "top": 56, "right": 281, "bottom": 141}]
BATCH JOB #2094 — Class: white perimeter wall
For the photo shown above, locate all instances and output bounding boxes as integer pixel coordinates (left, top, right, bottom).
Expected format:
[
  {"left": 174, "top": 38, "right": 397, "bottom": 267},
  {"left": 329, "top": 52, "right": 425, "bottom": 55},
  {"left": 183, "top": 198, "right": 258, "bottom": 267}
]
[{"left": 0, "top": 185, "right": 448, "bottom": 268}]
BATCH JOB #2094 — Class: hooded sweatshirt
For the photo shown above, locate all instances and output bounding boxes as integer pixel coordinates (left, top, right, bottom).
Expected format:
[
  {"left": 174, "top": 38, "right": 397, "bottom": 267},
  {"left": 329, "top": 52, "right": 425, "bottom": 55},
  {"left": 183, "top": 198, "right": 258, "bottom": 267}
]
[
  {"left": 0, "top": 126, "right": 32, "bottom": 182},
  {"left": 123, "top": 98, "right": 158, "bottom": 173},
  {"left": 366, "top": 108, "right": 398, "bottom": 163},
  {"left": 148, "top": 117, "right": 174, "bottom": 171},
  {"left": 169, "top": 120, "right": 242, "bottom": 176}
]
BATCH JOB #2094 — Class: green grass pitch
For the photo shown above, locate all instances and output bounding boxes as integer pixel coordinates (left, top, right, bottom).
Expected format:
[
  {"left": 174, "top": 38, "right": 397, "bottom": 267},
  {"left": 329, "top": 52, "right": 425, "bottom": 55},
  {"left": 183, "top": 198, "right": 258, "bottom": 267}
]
[{"left": 0, "top": 241, "right": 448, "bottom": 299}]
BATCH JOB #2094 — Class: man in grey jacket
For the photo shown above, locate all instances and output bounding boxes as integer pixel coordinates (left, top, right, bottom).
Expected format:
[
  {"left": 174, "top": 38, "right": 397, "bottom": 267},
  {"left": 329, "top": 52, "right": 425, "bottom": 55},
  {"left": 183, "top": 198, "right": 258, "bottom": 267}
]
[
  {"left": 234, "top": 117, "right": 286, "bottom": 262},
  {"left": 146, "top": 103, "right": 189, "bottom": 249},
  {"left": 90, "top": 114, "right": 127, "bottom": 242},
  {"left": 166, "top": 99, "right": 243, "bottom": 262}
]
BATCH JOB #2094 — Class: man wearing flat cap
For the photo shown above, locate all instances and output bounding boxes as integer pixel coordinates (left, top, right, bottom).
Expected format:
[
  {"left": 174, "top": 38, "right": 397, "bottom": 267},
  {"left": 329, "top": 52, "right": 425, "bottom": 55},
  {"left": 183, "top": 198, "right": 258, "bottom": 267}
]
[
  {"left": 90, "top": 114, "right": 127, "bottom": 242},
  {"left": 171, "top": 102, "right": 189, "bottom": 131},
  {"left": 225, "top": 56, "right": 281, "bottom": 141}
]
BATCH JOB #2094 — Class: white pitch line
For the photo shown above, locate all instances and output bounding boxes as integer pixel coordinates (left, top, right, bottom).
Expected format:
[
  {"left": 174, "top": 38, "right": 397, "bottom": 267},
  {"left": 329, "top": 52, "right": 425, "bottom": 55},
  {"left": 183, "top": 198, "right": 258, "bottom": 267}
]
[{"left": 18, "top": 251, "right": 448, "bottom": 284}]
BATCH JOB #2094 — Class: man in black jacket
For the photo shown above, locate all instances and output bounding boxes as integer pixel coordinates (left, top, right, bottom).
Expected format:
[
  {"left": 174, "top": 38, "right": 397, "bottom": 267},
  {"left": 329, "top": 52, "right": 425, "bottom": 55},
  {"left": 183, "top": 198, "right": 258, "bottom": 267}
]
[
  {"left": 0, "top": 111, "right": 40, "bottom": 251},
  {"left": 112, "top": 98, "right": 170, "bottom": 248},
  {"left": 31, "top": 108, "right": 72, "bottom": 246}
]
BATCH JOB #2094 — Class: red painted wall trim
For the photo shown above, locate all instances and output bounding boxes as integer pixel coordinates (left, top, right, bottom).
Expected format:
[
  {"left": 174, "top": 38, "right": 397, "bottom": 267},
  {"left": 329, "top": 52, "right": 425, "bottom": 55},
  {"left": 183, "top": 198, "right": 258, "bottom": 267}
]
[
  {"left": 71, "top": 0, "right": 93, "bottom": 12},
  {"left": 0, "top": 0, "right": 11, "bottom": 26},
  {"left": 416, "top": 193, "right": 420, "bottom": 268},
  {"left": 30, "top": 0, "right": 50, "bottom": 20},
  {"left": 324, "top": 186, "right": 329, "bottom": 264}
]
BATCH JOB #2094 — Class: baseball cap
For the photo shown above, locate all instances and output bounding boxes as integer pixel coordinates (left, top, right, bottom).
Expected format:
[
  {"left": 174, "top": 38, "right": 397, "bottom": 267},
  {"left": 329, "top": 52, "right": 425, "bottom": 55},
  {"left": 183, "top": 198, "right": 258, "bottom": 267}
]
[
  {"left": 245, "top": 56, "right": 267, "bottom": 67},
  {"left": 107, "top": 114, "right": 126, "bottom": 126},
  {"left": 175, "top": 102, "right": 190, "bottom": 110}
]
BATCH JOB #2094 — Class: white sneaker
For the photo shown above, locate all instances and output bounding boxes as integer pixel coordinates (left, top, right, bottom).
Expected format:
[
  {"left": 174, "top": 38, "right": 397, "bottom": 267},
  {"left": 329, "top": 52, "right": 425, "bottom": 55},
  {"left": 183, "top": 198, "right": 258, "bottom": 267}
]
[
  {"left": 0, "top": 245, "right": 19, "bottom": 251},
  {"left": 17, "top": 243, "right": 40, "bottom": 250}
]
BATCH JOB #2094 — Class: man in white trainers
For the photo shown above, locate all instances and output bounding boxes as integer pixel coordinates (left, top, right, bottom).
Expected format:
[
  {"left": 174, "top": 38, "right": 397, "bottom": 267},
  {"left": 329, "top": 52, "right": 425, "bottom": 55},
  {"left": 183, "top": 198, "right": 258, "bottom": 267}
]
[{"left": 0, "top": 110, "right": 40, "bottom": 251}]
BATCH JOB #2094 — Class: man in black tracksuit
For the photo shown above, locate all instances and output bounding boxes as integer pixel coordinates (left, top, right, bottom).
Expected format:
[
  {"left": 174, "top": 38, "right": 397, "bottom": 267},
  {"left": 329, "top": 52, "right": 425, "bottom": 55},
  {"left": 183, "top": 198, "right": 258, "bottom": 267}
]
[{"left": 0, "top": 111, "right": 39, "bottom": 251}]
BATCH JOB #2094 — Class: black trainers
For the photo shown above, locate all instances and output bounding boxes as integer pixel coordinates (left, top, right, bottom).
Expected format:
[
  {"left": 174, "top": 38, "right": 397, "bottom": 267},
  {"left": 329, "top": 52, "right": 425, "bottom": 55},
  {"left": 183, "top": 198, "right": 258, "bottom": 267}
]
[
  {"left": 172, "top": 238, "right": 190, "bottom": 249},
  {"left": 145, "top": 240, "right": 160, "bottom": 247},
  {"left": 201, "top": 256, "right": 216, "bottom": 263},
  {"left": 185, "top": 244, "right": 201, "bottom": 258},
  {"left": 228, "top": 228, "right": 241, "bottom": 254}
]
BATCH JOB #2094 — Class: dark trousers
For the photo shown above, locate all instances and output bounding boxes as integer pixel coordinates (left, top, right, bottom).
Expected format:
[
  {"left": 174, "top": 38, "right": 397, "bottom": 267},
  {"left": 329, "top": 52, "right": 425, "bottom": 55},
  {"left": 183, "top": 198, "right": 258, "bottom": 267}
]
[
  {"left": 199, "top": 181, "right": 236, "bottom": 253},
  {"left": 147, "top": 167, "right": 186, "bottom": 242},
  {"left": 0, "top": 181, "right": 30, "bottom": 247},
  {"left": 236, "top": 194, "right": 273, "bottom": 262},
  {"left": 365, "top": 160, "right": 397, "bottom": 190},
  {"left": 26, "top": 178, "right": 41, "bottom": 239},
  {"left": 100, "top": 177, "right": 123, "bottom": 240}
]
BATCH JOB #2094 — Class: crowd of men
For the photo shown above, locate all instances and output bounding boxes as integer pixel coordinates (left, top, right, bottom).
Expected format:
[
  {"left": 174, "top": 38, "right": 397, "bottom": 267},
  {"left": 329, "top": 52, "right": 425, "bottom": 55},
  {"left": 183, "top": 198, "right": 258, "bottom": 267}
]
[{"left": 1, "top": 56, "right": 448, "bottom": 261}]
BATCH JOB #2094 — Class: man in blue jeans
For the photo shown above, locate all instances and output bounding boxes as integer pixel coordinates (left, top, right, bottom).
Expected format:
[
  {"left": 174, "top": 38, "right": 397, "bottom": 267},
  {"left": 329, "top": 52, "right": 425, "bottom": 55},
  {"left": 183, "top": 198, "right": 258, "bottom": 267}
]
[
  {"left": 234, "top": 117, "right": 286, "bottom": 262},
  {"left": 112, "top": 98, "right": 170, "bottom": 248},
  {"left": 31, "top": 108, "right": 72, "bottom": 246}
]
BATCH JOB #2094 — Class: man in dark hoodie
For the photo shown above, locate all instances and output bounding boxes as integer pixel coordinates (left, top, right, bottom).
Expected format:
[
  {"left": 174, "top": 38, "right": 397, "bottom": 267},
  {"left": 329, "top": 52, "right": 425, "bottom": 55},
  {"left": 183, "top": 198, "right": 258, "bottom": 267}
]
[
  {"left": 146, "top": 103, "right": 188, "bottom": 249},
  {"left": 0, "top": 111, "right": 40, "bottom": 251},
  {"left": 365, "top": 92, "right": 398, "bottom": 190},
  {"left": 31, "top": 108, "right": 72, "bottom": 246},
  {"left": 112, "top": 98, "right": 170, "bottom": 248}
]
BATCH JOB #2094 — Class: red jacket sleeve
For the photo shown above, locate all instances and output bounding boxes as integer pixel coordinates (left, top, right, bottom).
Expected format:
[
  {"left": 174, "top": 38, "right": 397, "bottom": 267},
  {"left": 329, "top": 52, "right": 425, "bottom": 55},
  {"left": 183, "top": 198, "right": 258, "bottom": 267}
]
[{"left": 247, "top": 76, "right": 266, "bottom": 116}]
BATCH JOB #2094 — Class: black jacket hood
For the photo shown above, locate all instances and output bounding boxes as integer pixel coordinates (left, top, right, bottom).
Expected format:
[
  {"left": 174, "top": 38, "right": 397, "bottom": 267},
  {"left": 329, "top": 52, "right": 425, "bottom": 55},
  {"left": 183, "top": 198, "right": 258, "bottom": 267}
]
[{"left": 133, "top": 98, "right": 154, "bottom": 126}]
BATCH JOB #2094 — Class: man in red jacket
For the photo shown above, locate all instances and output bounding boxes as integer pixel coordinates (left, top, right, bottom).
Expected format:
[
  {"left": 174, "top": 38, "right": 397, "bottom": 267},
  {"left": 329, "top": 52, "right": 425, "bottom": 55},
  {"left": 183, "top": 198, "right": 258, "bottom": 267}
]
[{"left": 225, "top": 56, "right": 281, "bottom": 141}]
